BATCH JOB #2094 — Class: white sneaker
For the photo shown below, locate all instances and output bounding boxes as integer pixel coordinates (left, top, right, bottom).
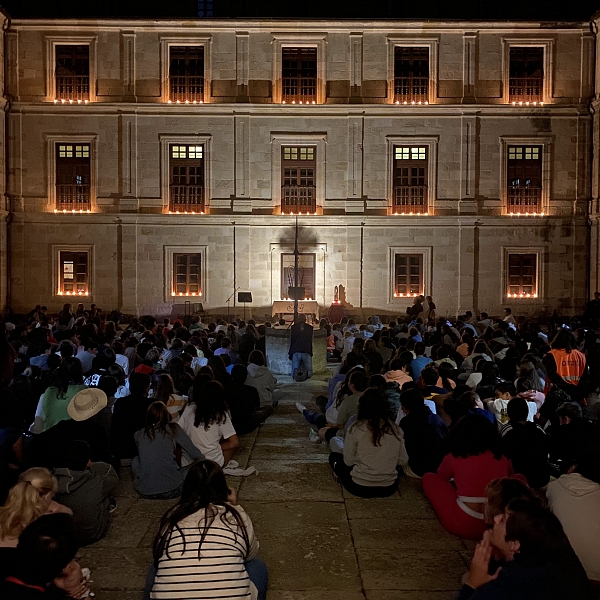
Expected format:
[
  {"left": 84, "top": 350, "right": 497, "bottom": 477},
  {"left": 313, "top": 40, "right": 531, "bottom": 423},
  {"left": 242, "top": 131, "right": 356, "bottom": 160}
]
[{"left": 295, "top": 402, "right": 307, "bottom": 414}]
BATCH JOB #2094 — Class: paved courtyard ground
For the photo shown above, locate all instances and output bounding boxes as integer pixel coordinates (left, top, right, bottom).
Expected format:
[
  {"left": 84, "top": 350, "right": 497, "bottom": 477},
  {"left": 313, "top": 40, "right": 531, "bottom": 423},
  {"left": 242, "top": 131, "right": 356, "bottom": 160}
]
[{"left": 79, "top": 375, "right": 474, "bottom": 599}]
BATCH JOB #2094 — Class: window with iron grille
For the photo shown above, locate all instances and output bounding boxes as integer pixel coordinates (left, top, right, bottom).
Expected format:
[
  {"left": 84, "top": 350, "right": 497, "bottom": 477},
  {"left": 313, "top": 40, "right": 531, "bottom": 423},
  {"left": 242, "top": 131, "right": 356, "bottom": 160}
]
[
  {"left": 173, "top": 253, "right": 202, "bottom": 296},
  {"left": 508, "top": 253, "right": 537, "bottom": 297},
  {"left": 55, "top": 45, "right": 90, "bottom": 101},
  {"left": 56, "top": 144, "right": 91, "bottom": 210},
  {"left": 281, "top": 253, "right": 316, "bottom": 300},
  {"left": 169, "top": 144, "right": 205, "bottom": 212},
  {"left": 169, "top": 46, "right": 204, "bottom": 103},
  {"left": 281, "top": 146, "right": 316, "bottom": 214},
  {"left": 394, "top": 254, "right": 423, "bottom": 296},
  {"left": 59, "top": 251, "right": 89, "bottom": 296},
  {"left": 507, "top": 145, "right": 542, "bottom": 213},
  {"left": 509, "top": 47, "right": 543, "bottom": 103},
  {"left": 394, "top": 47, "right": 429, "bottom": 104},
  {"left": 282, "top": 48, "right": 317, "bottom": 104},
  {"left": 393, "top": 146, "right": 428, "bottom": 213}
]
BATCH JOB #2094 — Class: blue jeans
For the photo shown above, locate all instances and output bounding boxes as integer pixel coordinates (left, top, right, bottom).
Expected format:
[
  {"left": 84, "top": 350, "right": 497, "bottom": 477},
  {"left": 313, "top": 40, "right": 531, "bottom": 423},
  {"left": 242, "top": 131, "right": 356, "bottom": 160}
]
[
  {"left": 143, "top": 557, "right": 268, "bottom": 600},
  {"left": 291, "top": 352, "right": 313, "bottom": 378}
]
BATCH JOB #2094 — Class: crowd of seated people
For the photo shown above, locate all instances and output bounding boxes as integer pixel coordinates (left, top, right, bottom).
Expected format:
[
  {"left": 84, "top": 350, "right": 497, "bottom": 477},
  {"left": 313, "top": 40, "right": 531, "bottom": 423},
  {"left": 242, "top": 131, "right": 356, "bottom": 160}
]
[
  {"left": 0, "top": 306, "right": 277, "bottom": 598},
  {"left": 297, "top": 307, "right": 600, "bottom": 598}
]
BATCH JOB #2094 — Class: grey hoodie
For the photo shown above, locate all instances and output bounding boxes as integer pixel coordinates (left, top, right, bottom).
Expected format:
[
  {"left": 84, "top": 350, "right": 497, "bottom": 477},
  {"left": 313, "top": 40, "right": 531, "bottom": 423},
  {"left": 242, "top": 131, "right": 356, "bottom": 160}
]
[{"left": 54, "top": 462, "right": 119, "bottom": 545}]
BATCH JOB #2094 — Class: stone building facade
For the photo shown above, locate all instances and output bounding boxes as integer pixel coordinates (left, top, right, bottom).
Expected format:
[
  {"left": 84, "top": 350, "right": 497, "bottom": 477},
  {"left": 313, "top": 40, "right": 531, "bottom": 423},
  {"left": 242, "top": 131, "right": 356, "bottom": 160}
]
[{"left": 3, "top": 17, "right": 595, "bottom": 319}]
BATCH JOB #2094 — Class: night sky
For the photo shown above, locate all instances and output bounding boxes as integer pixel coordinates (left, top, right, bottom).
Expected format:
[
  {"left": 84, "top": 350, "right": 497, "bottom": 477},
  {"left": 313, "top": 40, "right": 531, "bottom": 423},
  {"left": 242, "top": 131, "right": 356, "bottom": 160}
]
[{"left": 2, "top": 0, "right": 599, "bottom": 20}]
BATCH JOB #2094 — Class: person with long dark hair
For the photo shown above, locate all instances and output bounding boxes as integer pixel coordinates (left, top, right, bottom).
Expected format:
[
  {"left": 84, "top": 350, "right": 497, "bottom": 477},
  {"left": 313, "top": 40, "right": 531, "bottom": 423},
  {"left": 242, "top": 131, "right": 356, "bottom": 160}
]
[
  {"left": 149, "top": 460, "right": 267, "bottom": 600},
  {"left": 132, "top": 402, "right": 203, "bottom": 499},
  {"left": 422, "top": 414, "right": 519, "bottom": 540},
  {"left": 178, "top": 380, "right": 239, "bottom": 467},
  {"left": 329, "top": 388, "right": 408, "bottom": 498}
]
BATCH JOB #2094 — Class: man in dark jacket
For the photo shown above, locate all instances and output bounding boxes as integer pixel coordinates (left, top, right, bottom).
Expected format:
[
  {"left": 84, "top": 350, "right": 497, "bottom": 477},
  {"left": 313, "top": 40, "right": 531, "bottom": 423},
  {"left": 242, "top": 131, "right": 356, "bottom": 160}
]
[
  {"left": 53, "top": 440, "right": 119, "bottom": 546},
  {"left": 399, "top": 388, "right": 448, "bottom": 477},
  {"left": 289, "top": 314, "right": 313, "bottom": 379}
]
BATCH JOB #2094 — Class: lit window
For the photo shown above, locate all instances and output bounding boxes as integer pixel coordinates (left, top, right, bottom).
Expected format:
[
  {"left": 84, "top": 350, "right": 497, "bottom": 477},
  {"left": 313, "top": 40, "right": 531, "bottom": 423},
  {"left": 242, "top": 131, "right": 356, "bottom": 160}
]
[
  {"left": 394, "top": 254, "right": 423, "bottom": 296},
  {"left": 281, "top": 146, "right": 316, "bottom": 214},
  {"left": 59, "top": 251, "right": 89, "bottom": 296},
  {"left": 507, "top": 145, "right": 542, "bottom": 213},
  {"left": 56, "top": 144, "right": 91, "bottom": 210},
  {"left": 169, "top": 144, "right": 205, "bottom": 212},
  {"left": 507, "top": 253, "right": 537, "bottom": 297},
  {"left": 392, "top": 146, "right": 428, "bottom": 214},
  {"left": 173, "top": 253, "right": 202, "bottom": 296}
]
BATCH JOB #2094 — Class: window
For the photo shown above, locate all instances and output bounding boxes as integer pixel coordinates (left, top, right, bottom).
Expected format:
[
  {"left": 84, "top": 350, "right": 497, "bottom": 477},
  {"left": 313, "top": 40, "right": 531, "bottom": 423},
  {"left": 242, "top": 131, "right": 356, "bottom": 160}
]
[
  {"left": 169, "top": 46, "right": 204, "bottom": 103},
  {"left": 394, "top": 254, "right": 423, "bottom": 297},
  {"left": 282, "top": 48, "right": 317, "bottom": 104},
  {"left": 172, "top": 253, "right": 202, "bottom": 296},
  {"left": 507, "top": 253, "right": 537, "bottom": 298},
  {"left": 56, "top": 144, "right": 91, "bottom": 210},
  {"left": 507, "top": 145, "right": 542, "bottom": 213},
  {"left": 393, "top": 146, "right": 428, "bottom": 214},
  {"left": 55, "top": 45, "right": 90, "bottom": 101},
  {"left": 197, "top": 0, "right": 213, "bottom": 16},
  {"left": 169, "top": 144, "right": 205, "bottom": 212},
  {"left": 509, "top": 47, "right": 543, "bottom": 103},
  {"left": 59, "top": 251, "right": 89, "bottom": 296},
  {"left": 281, "top": 146, "right": 316, "bottom": 214},
  {"left": 281, "top": 253, "right": 316, "bottom": 300},
  {"left": 394, "top": 47, "right": 429, "bottom": 104}
]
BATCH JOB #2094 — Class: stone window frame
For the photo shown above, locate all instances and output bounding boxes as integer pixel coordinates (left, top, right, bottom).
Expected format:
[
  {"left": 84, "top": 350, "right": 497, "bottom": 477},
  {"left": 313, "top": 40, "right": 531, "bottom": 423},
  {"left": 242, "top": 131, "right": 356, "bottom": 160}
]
[
  {"left": 45, "top": 36, "right": 97, "bottom": 102},
  {"left": 272, "top": 34, "right": 327, "bottom": 105},
  {"left": 164, "top": 245, "right": 208, "bottom": 304},
  {"left": 501, "top": 38, "right": 554, "bottom": 104},
  {"left": 386, "top": 136, "right": 438, "bottom": 215},
  {"left": 271, "top": 133, "right": 326, "bottom": 214},
  {"left": 52, "top": 244, "right": 95, "bottom": 300},
  {"left": 502, "top": 246, "right": 544, "bottom": 302},
  {"left": 387, "top": 37, "right": 439, "bottom": 105},
  {"left": 160, "top": 37, "right": 212, "bottom": 104},
  {"left": 499, "top": 136, "right": 552, "bottom": 215},
  {"left": 388, "top": 246, "right": 432, "bottom": 305},
  {"left": 45, "top": 134, "right": 98, "bottom": 212},
  {"left": 160, "top": 135, "right": 212, "bottom": 213}
]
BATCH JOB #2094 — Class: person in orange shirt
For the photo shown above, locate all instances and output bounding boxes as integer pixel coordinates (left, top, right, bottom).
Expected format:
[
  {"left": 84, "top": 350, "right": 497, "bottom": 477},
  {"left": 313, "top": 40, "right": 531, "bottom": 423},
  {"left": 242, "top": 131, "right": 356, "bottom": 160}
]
[{"left": 543, "top": 329, "right": 587, "bottom": 402}]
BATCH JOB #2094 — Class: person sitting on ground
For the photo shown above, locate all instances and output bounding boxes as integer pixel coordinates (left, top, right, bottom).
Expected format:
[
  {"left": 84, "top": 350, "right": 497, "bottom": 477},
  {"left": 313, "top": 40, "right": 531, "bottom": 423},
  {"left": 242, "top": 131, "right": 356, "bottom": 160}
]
[
  {"left": 0, "top": 513, "right": 89, "bottom": 600},
  {"left": 420, "top": 366, "right": 446, "bottom": 411},
  {"left": 487, "top": 382, "right": 537, "bottom": 427},
  {"left": 214, "top": 337, "right": 239, "bottom": 366},
  {"left": 328, "top": 388, "right": 408, "bottom": 498},
  {"left": 383, "top": 355, "right": 413, "bottom": 387},
  {"left": 207, "top": 355, "right": 232, "bottom": 388},
  {"left": 446, "top": 391, "right": 496, "bottom": 427},
  {"left": 32, "top": 358, "right": 87, "bottom": 433},
  {"left": 178, "top": 381, "right": 239, "bottom": 467},
  {"left": 411, "top": 342, "right": 432, "bottom": 381},
  {"left": 53, "top": 440, "right": 119, "bottom": 546},
  {"left": 547, "top": 450, "right": 600, "bottom": 584},
  {"left": 27, "top": 388, "right": 116, "bottom": 471},
  {"left": 369, "top": 374, "right": 402, "bottom": 422},
  {"left": 245, "top": 350, "right": 278, "bottom": 408},
  {"left": 500, "top": 398, "right": 550, "bottom": 488},
  {"left": 133, "top": 402, "right": 204, "bottom": 500},
  {"left": 363, "top": 339, "right": 383, "bottom": 375},
  {"left": 111, "top": 372, "right": 153, "bottom": 459},
  {"left": 152, "top": 373, "right": 186, "bottom": 420},
  {"left": 149, "top": 460, "right": 268, "bottom": 600},
  {"left": 422, "top": 414, "right": 519, "bottom": 540},
  {"left": 398, "top": 388, "right": 448, "bottom": 478},
  {"left": 0, "top": 468, "right": 72, "bottom": 548},
  {"left": 315, "top": 370, "right": 370, "bottom": 444},
  {"left": 228, "top": 365, "right": 273, "bottom": 434},
  {"left": 515, "top": 376, "right": 545, "bottom": 411},
  {"left": 458, "top": 498, "right": 593, "bottom": 600}
]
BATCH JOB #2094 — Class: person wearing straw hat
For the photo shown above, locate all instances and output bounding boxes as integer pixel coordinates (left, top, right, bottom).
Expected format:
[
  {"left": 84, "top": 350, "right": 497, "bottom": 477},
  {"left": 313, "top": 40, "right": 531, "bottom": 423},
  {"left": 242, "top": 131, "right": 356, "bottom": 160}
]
[{"left": 27, "top": 389, "right": 118, "bottom": 472}]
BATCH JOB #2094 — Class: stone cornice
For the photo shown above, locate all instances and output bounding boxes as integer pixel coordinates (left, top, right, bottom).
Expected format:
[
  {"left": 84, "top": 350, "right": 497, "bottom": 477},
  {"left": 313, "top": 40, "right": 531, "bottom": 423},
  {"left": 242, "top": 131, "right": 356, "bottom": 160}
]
[{"left": 9, "top": 102, "right": 592, "bottom": 118}]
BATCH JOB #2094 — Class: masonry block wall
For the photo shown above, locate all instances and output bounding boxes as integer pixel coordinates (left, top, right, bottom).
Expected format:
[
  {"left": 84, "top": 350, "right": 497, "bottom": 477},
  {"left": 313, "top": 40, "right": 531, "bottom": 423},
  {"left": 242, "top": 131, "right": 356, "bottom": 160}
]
[{"left": 4, "top": 18, "right": 595, "bottom": 318}]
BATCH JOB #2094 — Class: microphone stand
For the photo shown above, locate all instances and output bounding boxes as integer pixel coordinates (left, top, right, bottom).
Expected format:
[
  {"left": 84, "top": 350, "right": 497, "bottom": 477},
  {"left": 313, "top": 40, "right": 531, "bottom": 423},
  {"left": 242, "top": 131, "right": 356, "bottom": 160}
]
[{"left": 226, "top": 287, "right": 240, "bottom": 323}]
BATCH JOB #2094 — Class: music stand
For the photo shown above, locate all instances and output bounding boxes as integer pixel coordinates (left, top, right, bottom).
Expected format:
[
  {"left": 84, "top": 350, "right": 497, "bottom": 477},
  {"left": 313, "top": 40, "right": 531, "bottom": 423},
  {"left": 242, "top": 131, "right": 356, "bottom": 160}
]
[{"left": 237, "top": 292, "right": 252, "bottom": 321}]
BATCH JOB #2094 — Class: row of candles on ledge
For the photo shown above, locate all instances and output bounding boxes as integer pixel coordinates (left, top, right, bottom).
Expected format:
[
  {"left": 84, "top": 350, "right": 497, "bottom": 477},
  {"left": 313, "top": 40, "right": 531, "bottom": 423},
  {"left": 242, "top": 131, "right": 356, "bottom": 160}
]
[
  {"left": 171, "top": 292, "right": 202, "bottom": 296},
  {"left": 282, "top": 297, "right": 313, "bottom": 301},
  {"left": 57, "top": 291, "right": 89, "bottom": 296}
]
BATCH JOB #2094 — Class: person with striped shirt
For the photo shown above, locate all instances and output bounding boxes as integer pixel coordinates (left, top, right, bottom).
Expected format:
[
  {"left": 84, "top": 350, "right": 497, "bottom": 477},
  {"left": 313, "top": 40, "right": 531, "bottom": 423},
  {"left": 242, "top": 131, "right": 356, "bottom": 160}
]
[{"left": 149, "top": 460, "right": 268, "bottom": 600}]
